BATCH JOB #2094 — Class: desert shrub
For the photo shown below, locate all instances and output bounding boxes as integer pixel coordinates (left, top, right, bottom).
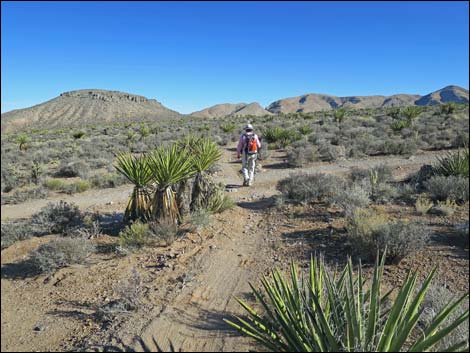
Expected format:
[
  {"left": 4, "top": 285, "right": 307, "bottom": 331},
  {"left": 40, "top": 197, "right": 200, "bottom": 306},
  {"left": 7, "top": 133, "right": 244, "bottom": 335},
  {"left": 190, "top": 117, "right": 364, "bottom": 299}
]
[
  {"left": 1, "top": 220, "right": 36, "bottom": 249},
  {"left": 419, "top": 283, "right": 469, "bottom": 352},
  {"left": 63, "top": 179, "right": 91, "bottom": 194},
  {"left": 317, "top": 141, "right": 345, "bottom": 161},
  {"left": 347, "top": 208, "right": 428, "bottom": 264},
  {"left": 257, "top": 140, "right": 270, "bottom": 160},
  {"left": 425, "top": 176, "right": 469, "bottom": 202},
  {"left": 147, "top": 220, "right": 180, "bottom": 246},
  {"left": 89, "top": 173, "right": 128, "bottom": 189},
  {"left": 31, "top": 201, "right": 82, "bottom": 234},
  {"left": 220, "top": 122, "right": 237, "bottom": 133},
  {"left": 330, "top": 183, "right": 370, "bottom": 215},
  {"left": 190, "top": 209, "right": 211, "bottom": 232},
  {"left": 415, "top": 196, "right": 433, "bottom": 215},
  {"left": 433, "top": 148, "right": 469, "bottom": 178},
  {"left": 55, "top": 160, "right": 90, "bottom": 179},
  {"left": 298, "top": 124, "right": 313, "bottom": 135},
  {"left": 1, "top": 186, "right": 50, "bottom": 205},
  {"left": 206, "top": 187, "right": 234, "bottom": 213},
  {"left": 43, "top": 178, "right": 66, "bottom": 190},
  {"left": 391, "top": 119, "right": 411, "bottom": 132},
  {"left": 263, "top": 127, "right": 301, "bottom": 148},
  {"left": 430, "top": 199, "right": 457, "bottom": 217},
  {"left": 440, "top": 102, "right": 457, "bottom": 115},
  {"left": 411, "top": 164, "right": 436, "bottom": 188},
  {"left": 380, "top": 138, "right": 417, "bottom": 156},
  {"left": 371, "top": 182, "right": 400, "bottom": 204},
  {"left": 30, "top": 237, "right": 93, "bottom": 273},
  {"left": 118, "top": 221, "right": 150, "bottom": 249},
  {"left": 277, "top": 173, "right": 346, "bottom": 203},
  {"left": 352, "top": 164, "right": 393, "bottom": 184},
  {"left": 286, "top": 140, "right": 319, "bottom": 167}
]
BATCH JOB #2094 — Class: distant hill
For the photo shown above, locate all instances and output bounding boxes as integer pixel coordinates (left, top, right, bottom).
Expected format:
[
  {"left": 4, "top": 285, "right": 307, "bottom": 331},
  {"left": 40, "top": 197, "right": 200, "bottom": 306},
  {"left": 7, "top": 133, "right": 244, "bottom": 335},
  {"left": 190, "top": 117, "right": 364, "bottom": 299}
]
[
  {"left": 415, "top": 85, "right": 469, "bottom": 106},
  {"left": 1, "top": 89, "right": 181, "bottom": 132},
  {"left": 265, "top": 86, "right": 468, "bottom": 114},
  {"left": 190, "top": 102, "right": 271, "bottom": 118}
]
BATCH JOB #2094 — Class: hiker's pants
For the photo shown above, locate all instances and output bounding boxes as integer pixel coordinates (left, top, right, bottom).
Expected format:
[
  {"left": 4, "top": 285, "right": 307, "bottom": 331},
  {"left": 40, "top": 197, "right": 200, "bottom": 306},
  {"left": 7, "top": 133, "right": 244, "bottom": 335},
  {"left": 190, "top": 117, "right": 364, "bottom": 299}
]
[{"left": 242, "top": 152, "right": 257, "bottom": 182}]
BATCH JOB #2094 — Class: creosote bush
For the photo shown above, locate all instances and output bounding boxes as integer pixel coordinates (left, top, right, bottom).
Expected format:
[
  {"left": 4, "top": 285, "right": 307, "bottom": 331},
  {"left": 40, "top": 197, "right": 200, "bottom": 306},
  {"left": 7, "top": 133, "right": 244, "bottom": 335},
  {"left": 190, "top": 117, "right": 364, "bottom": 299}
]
[
  {"left": 346, "top": 208, "right": 428, "bottom": 264},
  {"left": 277, "top": 172, "right": 346, "bottom": 203}
]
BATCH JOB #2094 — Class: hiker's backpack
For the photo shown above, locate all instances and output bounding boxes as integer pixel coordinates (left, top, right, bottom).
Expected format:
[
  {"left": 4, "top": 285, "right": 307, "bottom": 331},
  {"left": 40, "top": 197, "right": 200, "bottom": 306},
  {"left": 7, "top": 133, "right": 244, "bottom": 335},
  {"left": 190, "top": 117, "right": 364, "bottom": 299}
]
[{"left": 244, "top": 134, "right": 258, "bottom": 154}]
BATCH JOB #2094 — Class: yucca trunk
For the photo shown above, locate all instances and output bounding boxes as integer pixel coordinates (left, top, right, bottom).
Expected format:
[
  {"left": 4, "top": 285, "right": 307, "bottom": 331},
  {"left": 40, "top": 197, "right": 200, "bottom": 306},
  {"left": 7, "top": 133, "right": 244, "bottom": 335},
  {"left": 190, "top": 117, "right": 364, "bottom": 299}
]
[
  {"left": 124, "top": 186, "right": 152, "bottom": 223},
  {"left": 176, "top": 177, "right": 194, "bottom": 218},
  {"left": 153, "top": 186, "right": 180, "bottom": 224},
  {"left": 191, "top": 172, "right": 217, "bottom": 212}
]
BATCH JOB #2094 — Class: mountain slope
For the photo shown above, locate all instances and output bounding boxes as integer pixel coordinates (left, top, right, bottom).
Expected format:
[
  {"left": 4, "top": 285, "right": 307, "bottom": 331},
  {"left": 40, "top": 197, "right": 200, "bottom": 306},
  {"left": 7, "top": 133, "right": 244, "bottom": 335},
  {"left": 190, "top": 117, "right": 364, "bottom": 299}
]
[
  {"left": 415, "top": 85, "right": 469, "bottom": 106},
  {"left": 266, "top": 86, "right": 468, "bottom": 114},
  {"left": 1, "top": 89, "right": 181, "bottom": 132},
  {"left": 190, "top": 102, "right": 271, "bottom": 118}
]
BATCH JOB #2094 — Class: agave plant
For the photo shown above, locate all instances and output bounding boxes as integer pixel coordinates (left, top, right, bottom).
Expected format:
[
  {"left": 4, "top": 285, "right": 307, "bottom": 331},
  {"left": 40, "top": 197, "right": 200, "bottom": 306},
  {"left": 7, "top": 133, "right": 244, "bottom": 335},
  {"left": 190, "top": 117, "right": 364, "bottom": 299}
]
[
  {"left": 226, "top": 253, "right": 469, "bottom": 352},
  {"left": 434, "top": 147, "right": 469, "bottom": 178},
  {"left": 148, "top": 144, "right": 195, "bottom": 223},
  {"left": 188, "top": 138, "right": 222, "bottom": 212},
  {"left": 114, "top": 153, "right": 153, "bottom": 223}
]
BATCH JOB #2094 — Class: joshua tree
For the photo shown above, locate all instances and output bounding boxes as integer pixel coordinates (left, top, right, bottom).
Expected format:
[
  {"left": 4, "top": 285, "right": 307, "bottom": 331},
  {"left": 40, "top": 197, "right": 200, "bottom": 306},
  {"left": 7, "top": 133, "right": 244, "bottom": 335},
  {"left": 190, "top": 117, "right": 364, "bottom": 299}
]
[
  {"left": 148, "top": 144, "right": 196, "bottom": 224},
  {"left": 114, "top": 153, "right": 154, "bottom": 223},
  {"left": 17, "top": 135, "right": 30, "bottom": 151},
  {"left": 402, "top": 106, "right": 423, "bottom": 126},
  {"left": 334, "top": 108, "right": 346, "bottom": 124}
]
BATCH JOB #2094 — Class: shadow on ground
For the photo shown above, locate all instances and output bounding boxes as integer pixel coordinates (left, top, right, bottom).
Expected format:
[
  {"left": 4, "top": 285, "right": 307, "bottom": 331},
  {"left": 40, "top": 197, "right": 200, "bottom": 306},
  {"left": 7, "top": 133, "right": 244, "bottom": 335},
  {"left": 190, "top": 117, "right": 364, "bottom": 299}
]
[
  {"left": 1, "top": 258, "right": 42, "bottom": 279},
  {"left": 237, "top": 196, "right": 277, "bottom": 211}
]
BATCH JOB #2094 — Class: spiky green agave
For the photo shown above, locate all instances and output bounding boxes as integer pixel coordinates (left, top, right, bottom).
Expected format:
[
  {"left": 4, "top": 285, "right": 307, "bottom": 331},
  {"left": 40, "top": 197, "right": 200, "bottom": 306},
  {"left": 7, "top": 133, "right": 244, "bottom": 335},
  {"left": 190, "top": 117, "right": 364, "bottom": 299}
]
[
  {"left": 114, "top": 153, "right": 153, "bottom": 222},
  {"left": 225, "top": 253, "right": 469, "bottom": 352},
  {"left": 434, "top": 147, "right": 469, "bottom": 178},
  {"left": 148, "top": 144, "right": 196, "bottom": 223}
]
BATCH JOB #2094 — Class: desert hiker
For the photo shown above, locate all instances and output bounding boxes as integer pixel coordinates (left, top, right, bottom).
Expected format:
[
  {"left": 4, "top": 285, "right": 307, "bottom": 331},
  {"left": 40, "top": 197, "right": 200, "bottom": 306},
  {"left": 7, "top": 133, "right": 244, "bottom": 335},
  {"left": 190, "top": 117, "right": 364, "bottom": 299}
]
[{"left": 237, "top": 123, "right": 261, "bottom": 186}]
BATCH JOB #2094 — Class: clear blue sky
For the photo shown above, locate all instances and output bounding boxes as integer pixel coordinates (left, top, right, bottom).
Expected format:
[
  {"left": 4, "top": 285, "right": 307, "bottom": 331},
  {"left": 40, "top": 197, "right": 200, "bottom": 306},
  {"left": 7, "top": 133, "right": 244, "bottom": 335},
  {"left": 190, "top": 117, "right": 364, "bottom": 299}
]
[{"left": 1, "top": 1, "right": 469, "bottom": 114}]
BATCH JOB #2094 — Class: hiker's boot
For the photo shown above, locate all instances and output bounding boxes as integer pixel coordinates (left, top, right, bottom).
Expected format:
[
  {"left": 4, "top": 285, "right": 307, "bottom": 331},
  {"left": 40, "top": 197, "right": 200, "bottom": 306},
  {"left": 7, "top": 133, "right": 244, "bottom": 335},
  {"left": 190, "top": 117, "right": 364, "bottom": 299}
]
[
  {"left": 243, "top": 180, "right": 249, "bottom": 187},
  {"left": 248, "top": 180, "right": 253, "bottom": 187}
]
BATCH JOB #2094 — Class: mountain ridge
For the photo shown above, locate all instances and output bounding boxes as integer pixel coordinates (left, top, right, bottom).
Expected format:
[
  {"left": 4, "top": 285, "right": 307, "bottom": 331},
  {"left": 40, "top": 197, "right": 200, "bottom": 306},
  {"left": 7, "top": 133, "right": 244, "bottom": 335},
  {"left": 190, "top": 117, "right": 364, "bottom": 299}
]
[{"left": 1, "top": 85, "right": 468, "bottom": 132}]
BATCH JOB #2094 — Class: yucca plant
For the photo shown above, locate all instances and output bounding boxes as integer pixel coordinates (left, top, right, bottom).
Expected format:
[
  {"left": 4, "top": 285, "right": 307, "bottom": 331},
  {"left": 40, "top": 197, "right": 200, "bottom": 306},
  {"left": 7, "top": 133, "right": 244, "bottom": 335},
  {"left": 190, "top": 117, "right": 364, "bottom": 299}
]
[
  {"left": 148, "top": 144, "right": 196, "bottom": 223},
  {"left": 114, "top": 153, "right": 153, "bottom": 223},
  {"left": 226, "top": 253, "right": 469, "bottom": 352},
  {"left": 434, "top": 147, "right": 469, "bottom": 178},
  {"left": 17, "top": 135, "right": 30, "bottom": 151},
  {"left": 189, "top": 138, "right": 222, "bottom": 211}
]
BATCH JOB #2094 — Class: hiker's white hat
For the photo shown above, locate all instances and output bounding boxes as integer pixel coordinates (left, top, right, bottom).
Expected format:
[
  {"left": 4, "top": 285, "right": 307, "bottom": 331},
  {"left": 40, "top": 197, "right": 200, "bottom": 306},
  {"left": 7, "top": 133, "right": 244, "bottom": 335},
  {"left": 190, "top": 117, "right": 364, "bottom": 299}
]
[{"left": 244, "top": 123, "right": 253, "bottom": 130}]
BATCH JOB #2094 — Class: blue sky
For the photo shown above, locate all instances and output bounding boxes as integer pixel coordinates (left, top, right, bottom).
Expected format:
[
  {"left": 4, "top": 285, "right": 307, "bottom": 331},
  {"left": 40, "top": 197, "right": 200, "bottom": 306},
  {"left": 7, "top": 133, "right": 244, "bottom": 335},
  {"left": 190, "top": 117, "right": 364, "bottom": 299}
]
[{"left": 1, "top": 1, "right": 469, "bottom": 114}]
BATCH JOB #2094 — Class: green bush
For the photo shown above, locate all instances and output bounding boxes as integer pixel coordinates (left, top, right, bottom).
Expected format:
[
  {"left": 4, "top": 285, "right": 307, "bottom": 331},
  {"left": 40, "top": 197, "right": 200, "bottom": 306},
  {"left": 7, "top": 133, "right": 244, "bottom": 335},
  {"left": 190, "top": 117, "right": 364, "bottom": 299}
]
[
  {"left": 118, "top": 221, "right": 151, "bottom": 249},
  {"left": 44, "top": 178, "right": 66, "bottom": 190}
]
